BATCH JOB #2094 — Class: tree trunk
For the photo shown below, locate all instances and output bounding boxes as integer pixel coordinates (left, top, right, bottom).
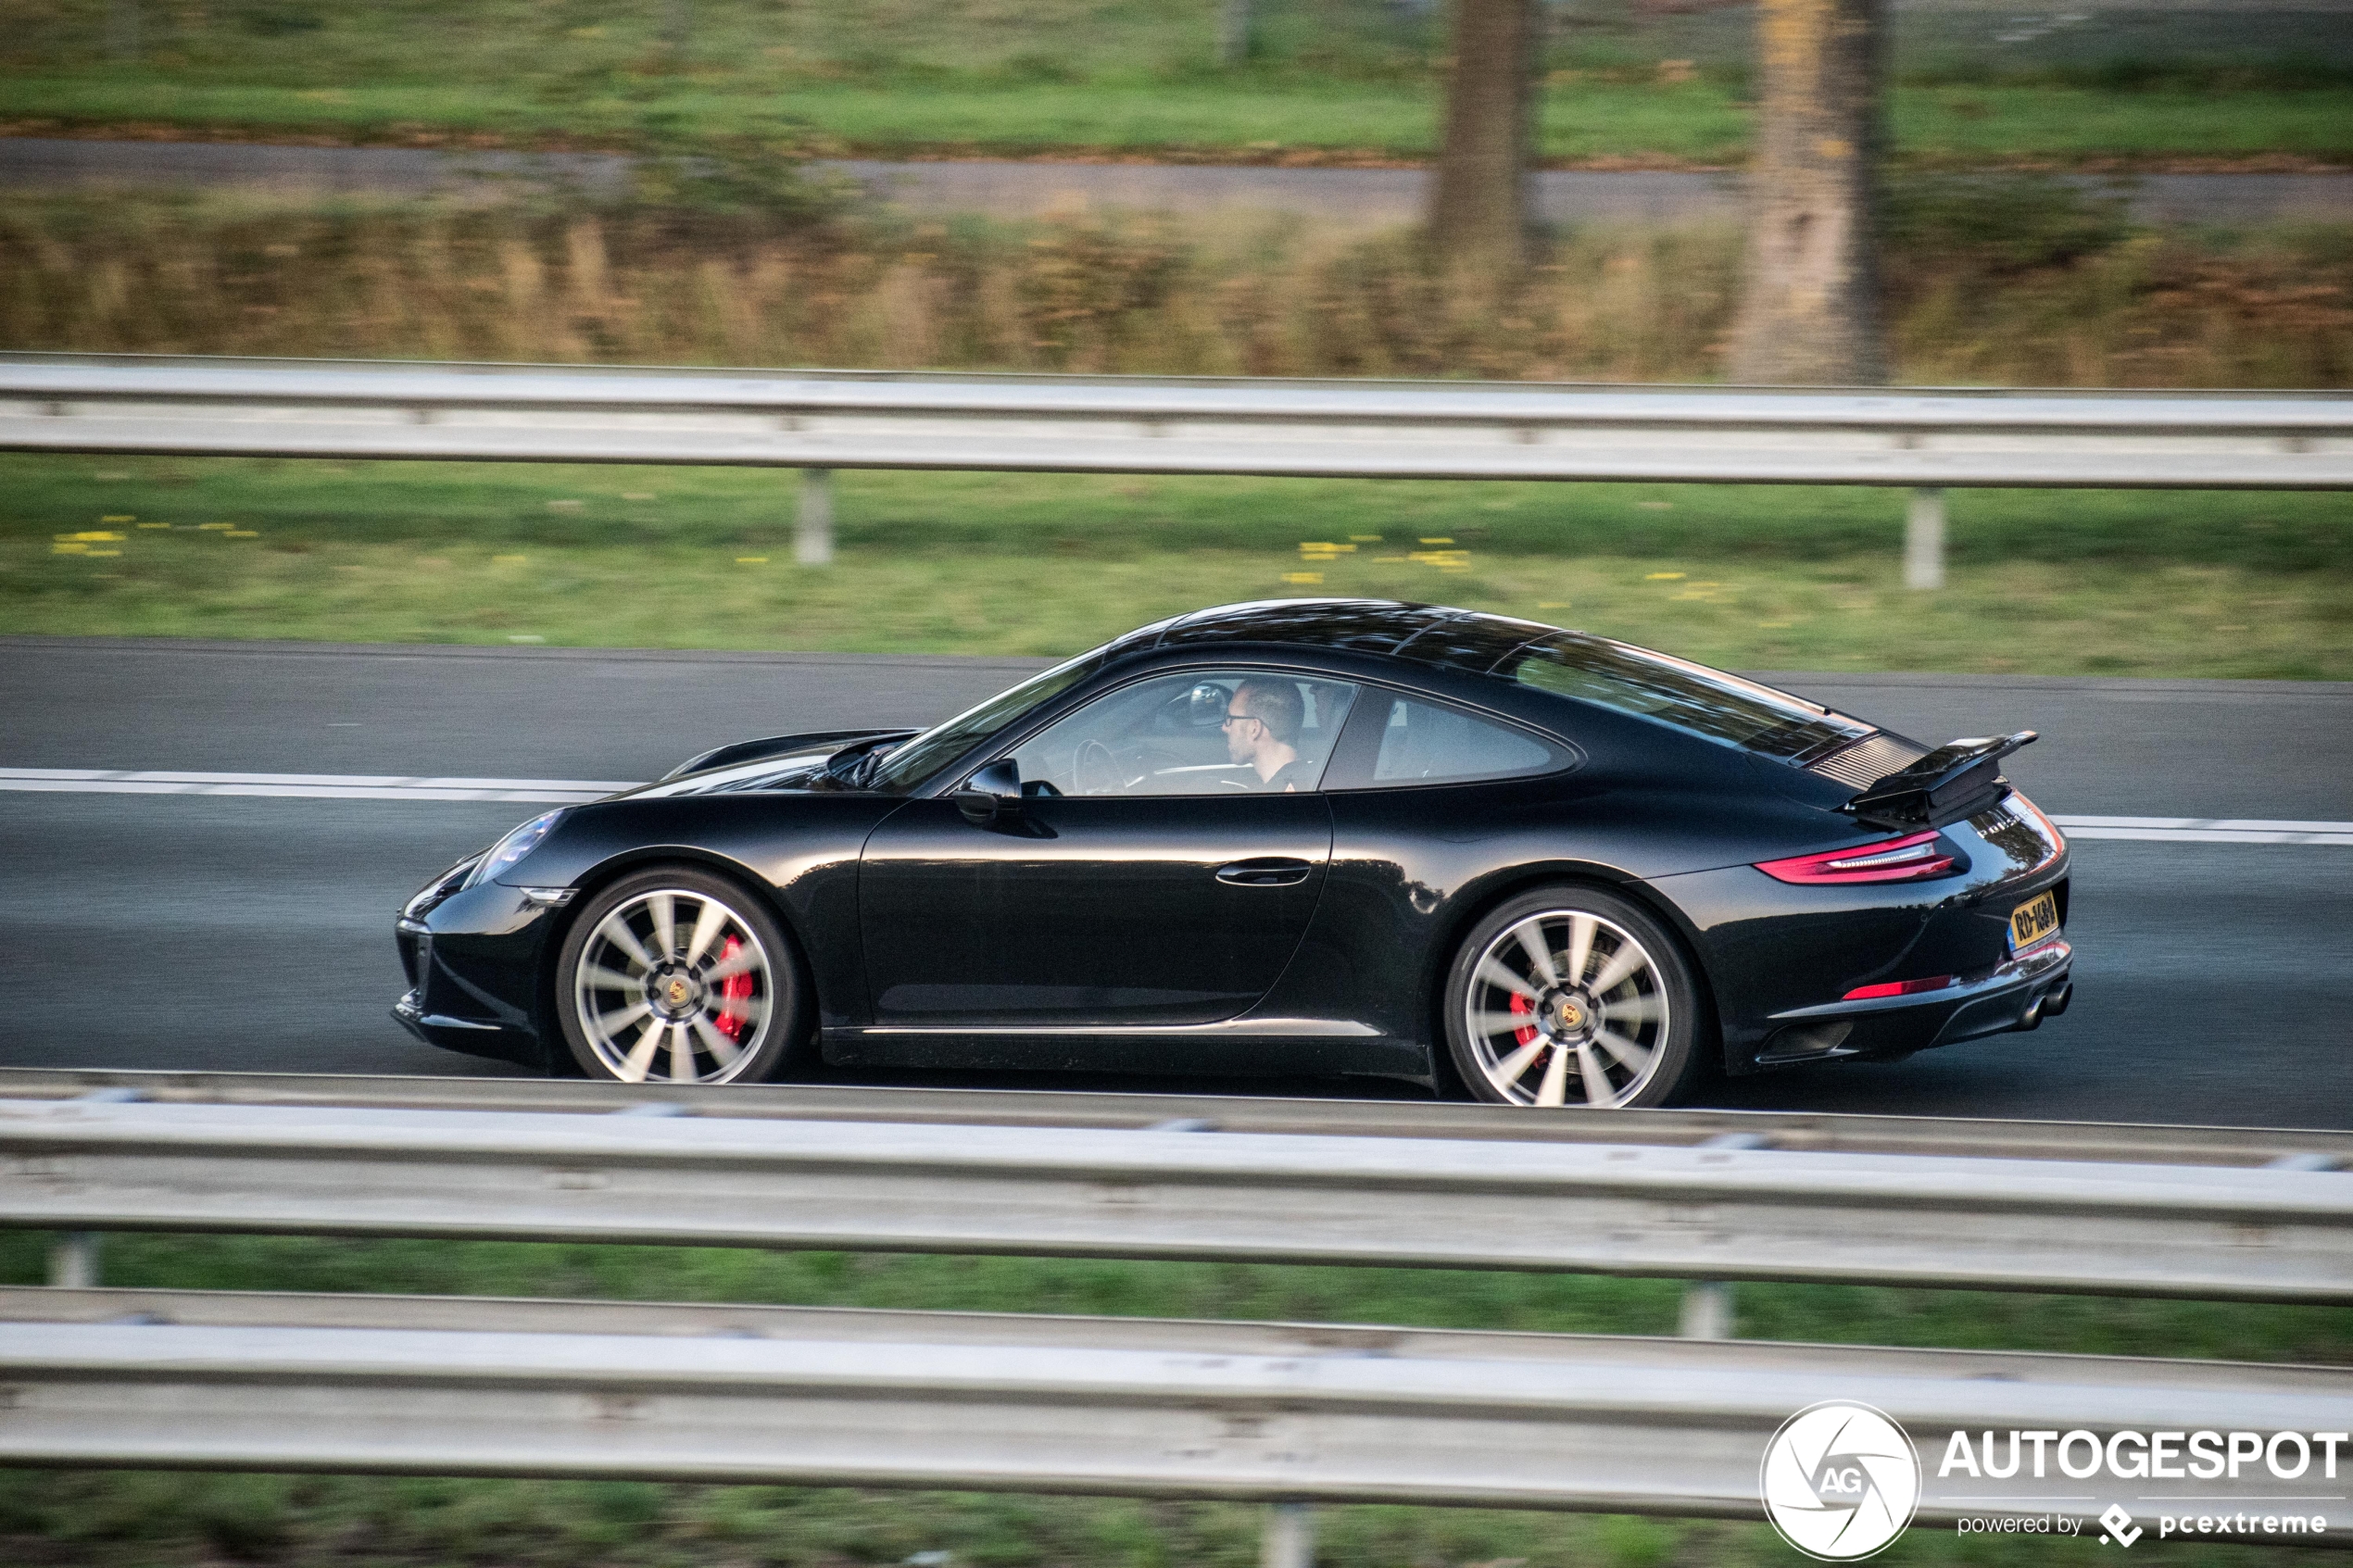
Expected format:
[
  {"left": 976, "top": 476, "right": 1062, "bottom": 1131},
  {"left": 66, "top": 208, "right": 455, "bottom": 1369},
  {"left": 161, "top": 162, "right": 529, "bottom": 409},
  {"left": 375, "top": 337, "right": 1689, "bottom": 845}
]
[
  {"left": 1428, "top": 0, "right": 1540, "bottom": 275},
  {"left": 1727, "top": 0, "right": 1888, "bottom": 384}
]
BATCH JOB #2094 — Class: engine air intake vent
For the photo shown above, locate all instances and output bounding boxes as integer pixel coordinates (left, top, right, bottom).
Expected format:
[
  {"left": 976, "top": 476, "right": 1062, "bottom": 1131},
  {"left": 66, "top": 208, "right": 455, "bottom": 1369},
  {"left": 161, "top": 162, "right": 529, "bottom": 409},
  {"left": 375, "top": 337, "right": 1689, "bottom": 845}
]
[{"left": 1812, "top": 733, "right": 1929, "bottom": 789}]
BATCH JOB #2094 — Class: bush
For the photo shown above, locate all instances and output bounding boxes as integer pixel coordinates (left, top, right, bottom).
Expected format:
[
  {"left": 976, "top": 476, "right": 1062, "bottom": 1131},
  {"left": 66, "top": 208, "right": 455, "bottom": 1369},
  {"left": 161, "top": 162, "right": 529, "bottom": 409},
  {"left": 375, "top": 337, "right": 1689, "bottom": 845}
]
[{"left": 1881, "top": 170, "right": 2133, "bottom": 276}]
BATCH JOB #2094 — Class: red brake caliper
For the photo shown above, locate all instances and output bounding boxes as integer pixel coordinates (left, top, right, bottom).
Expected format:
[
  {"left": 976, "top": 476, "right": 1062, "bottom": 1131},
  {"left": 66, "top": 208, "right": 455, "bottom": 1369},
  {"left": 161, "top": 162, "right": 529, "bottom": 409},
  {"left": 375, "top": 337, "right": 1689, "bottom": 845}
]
[
  {"left": 1509, "top": 991, "right": 1538, "bottom": 1047},
  {"left": 715, "top": 935, "right": 752, "bottom": 1039}
]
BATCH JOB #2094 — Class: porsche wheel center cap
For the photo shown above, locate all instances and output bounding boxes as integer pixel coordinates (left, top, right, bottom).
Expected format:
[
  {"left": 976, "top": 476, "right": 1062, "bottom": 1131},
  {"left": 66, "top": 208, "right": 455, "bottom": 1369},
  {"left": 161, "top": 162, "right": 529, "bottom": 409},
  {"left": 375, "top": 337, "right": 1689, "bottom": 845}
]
[
  {"left": 1540, "top": 990, "right": 1595, "bottom": 1041},
  {"left": 648, "top": 966, "right": 703, "bottom": 1019}
]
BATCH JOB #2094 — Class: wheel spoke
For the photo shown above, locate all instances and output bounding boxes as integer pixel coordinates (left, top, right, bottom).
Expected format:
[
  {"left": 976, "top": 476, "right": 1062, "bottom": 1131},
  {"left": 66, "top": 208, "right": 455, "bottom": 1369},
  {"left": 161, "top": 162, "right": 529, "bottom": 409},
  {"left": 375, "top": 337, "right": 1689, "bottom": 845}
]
[
  {"left": 1473, "top": 958, "right": 1539, "bottom": 1004},
  {"left": 1593, "top": 1027, "right": 1654, "bottom": 1077},
  {"left": 649, "top": 894, "right": 678, "bottom": 960},
  {"left": 597, "top": 917, "right": 656, "bottom": 973},
  {"left": 711, "top": 993, "right": 767, "bottom": 1028},
  {"left": 1588, "top": 938, "right": 1651, "bottom": 998},
  {"left": 703, "top": 947, "right": 765, "bottom": 985},
  {"left": 1576, "top": 1043, "right": 1616, "bottom": 1107},
  {"left": 1513, "top": 922, "right": 1559, "bottom": 987},
  {"left": 593, "top": 1000, "right": 653, "bottom": 1037},
  {"left": 1534, "top": 1044, "right": 1571, "bottom": 1107},
  {"left": 1471, "top": 1010, "right": 1541, "bottom": 1040},
  {"left": 1488, "top": 1038, "right": 1546, "bottom": 1087},
  {"left": 617, "top": 1020, "right": 663, "bottom": 1083},
  {"left": 1561, "top": 913, "right": 1596, "bottom": 988},
  {"left": 667, "top": 1022, "right": 697, "bottom": 1083},
  {"left": 1599, "top": 994, "right": 1662, "bottom": 1026},
  {"left": 580, "top": 964, "right": 644, "bottom": 994},
  {"left": 683, "top": 899, "right": 728, "bottom": 967},
  {"left": 689, "top": 1013, "right": 743, "bottom": 1069}
]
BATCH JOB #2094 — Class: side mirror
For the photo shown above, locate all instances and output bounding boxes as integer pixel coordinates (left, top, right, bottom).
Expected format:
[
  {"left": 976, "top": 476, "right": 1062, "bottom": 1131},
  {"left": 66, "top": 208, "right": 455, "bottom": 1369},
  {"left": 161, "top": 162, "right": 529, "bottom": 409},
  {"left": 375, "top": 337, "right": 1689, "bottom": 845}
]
[{"left": 953, "top": 759, "right": 1024, "bottom": 825}]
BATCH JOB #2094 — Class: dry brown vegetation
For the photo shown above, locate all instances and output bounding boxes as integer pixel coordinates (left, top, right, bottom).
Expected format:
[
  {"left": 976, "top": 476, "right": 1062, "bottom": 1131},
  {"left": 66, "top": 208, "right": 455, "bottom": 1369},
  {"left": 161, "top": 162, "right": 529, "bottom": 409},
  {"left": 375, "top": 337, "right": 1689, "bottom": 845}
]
[{"left": 3, "top": 188, "right": 2348, "bottom": 386}]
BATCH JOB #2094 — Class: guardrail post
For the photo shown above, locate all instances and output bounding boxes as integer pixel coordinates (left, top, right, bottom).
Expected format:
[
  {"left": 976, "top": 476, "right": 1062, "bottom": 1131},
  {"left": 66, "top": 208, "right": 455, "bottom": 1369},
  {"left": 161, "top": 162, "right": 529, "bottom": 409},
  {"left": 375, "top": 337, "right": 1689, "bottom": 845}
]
[
  {"left": 796, "top": 468, "right": 835, "bottom": 567},
  {"left": 1905, "top": 486, "right": 1946, "bottom": 590},
  {"left": 1262, "top": 1501, "right": 1314, "bottom": 1568},
  {"left": 1680, "top": 1280, "right": 1732, "bottom": 1340},
  {"left": 1680, "top": 1131, "right": 1770, "bottom": 1337},
  {"left": 48, "top": 1233, "right": 99, "bottom": 1289}
]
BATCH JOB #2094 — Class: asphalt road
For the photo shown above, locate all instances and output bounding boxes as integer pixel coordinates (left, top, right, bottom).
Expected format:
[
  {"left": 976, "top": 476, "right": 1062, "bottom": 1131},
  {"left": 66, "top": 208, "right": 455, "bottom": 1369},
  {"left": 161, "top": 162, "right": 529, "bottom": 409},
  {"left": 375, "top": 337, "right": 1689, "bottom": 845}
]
[
  {"left": 6, "top": 138, "right": 2353, "bottom": 228},
  {"left": 4, "top": 636, "right": 2348, "bottom": 1129}
]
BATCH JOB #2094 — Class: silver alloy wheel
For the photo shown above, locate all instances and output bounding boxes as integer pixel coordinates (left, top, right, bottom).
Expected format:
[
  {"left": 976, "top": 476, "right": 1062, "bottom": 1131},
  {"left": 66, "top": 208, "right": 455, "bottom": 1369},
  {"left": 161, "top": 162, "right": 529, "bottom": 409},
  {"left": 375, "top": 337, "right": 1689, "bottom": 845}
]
[
  {"left": 1462, "top": 909, "right": 1669, "bottom": 1107},
  {"left": 572, "top": 886, "right": 774, "bottom": 1085}
]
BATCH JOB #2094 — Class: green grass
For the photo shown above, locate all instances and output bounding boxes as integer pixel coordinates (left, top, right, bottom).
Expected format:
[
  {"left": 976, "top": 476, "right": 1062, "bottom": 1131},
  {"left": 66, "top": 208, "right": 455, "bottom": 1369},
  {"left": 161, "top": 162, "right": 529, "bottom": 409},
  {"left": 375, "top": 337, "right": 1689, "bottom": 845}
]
[
  {"left": 9, "top": 1230, "right": 2351, "bottom": 1363},
  {"left": 11, "top": 1470, "right": 2320, "bottom": 1568},
  {"left": 11, "top": 69, "right": 2353, "bottom": 167},
  {"left": 5, "top": 0, "right": 2351, "bottom": 166},
  {"left": 6, "top": 457, "right": 2348, "bottom": 678}
]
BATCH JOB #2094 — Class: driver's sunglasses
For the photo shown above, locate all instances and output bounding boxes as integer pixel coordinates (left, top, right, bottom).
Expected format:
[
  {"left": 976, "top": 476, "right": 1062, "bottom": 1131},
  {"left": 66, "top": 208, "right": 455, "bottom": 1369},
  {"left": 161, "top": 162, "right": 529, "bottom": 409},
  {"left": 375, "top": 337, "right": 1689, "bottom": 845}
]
[{"left": 1220, "top": 710, "right": 1259, "bottom": 729}]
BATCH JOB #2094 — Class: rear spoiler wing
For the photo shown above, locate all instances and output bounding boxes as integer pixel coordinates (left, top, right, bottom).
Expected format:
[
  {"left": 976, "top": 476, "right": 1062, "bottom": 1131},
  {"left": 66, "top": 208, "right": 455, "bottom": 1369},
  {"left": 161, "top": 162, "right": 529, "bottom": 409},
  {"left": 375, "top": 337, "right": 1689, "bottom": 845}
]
[{"left": 1843, "top": 731, "right": 2037, "bottom": 830}]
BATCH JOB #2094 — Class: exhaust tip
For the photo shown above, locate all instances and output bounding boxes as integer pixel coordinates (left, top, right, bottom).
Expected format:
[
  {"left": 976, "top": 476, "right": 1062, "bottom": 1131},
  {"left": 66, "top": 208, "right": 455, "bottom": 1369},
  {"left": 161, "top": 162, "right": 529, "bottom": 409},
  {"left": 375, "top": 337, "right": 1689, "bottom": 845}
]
[
  {"left": 2043, "top": 981, "right": 2073, "bottom": 1018},
  {"left": 2017, "top": 997, "right": 2045, "bottom": 1033}
]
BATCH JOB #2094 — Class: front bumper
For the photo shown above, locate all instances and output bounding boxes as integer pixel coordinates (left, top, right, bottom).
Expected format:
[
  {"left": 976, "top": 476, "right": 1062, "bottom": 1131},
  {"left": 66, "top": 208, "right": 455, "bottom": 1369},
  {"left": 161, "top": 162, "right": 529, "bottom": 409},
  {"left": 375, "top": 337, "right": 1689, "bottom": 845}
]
[
  {"left": 1755, "top": 936, "right": 2074, "bottom": 1065},
  {"left": 392, "top": 876, "right": 561, "bottom": 1069}
]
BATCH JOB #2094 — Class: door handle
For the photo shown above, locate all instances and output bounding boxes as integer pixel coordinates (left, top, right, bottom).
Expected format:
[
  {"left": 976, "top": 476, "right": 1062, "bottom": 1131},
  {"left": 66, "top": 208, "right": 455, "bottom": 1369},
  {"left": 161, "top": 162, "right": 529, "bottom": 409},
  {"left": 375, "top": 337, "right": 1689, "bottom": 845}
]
[{"left": 1215, "top": 858, "right": 1314, "bottom": 887}]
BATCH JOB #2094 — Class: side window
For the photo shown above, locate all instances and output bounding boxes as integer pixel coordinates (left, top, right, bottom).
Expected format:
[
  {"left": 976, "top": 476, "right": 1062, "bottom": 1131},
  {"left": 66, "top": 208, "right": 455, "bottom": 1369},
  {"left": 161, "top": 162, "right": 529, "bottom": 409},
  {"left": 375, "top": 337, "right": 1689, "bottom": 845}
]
[
  {"left": 1360, "top": 695, "right": 1559, "bottom": 786},
  {"left": 1008, "top": 671, "right": 1359, "bottom": 797}
]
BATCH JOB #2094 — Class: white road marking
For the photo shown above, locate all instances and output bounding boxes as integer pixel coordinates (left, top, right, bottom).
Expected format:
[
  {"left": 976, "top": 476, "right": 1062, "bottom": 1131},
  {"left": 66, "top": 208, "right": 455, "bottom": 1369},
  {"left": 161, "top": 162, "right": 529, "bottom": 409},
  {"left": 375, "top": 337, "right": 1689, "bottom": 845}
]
[
  {"left": 0, "top": 767, "right": 630, "bottom": 803},
  {"left": 0, "top": 769, "right": 2347, "bottom": 842},
  {"left": 2051, "top": 815, "right": 2353, "bottom": 847}
]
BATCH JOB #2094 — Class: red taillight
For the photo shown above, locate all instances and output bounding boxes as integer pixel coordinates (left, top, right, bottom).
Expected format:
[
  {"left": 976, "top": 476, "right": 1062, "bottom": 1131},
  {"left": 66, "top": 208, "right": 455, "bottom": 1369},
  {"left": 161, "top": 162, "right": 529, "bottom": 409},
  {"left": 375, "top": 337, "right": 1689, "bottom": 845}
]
[
  {"left": 1755, "top": 830, "right": 1955, "bottom": 884},
  {"left": 1843, "top": 974, "right": 1957, "bottom": 1000}
]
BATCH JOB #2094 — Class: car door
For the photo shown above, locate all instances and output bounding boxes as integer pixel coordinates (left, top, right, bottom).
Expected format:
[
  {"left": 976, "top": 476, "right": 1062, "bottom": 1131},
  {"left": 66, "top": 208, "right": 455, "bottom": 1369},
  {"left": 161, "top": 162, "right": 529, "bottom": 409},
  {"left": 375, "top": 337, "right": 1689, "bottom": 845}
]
[
  {"left": 858, "top": 669, "right": 1359, "bottom": 1028},
  {"left": 1299, "top": 687, "right": 1584, "bottom": 1035}
]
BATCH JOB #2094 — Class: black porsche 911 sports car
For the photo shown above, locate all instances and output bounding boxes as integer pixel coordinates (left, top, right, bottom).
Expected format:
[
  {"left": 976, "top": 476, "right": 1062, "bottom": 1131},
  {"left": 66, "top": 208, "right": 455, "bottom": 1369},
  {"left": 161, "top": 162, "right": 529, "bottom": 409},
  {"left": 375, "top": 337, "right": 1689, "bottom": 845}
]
[{"left": 395, "top": 599, "right": 2071, "bottom": 1107}]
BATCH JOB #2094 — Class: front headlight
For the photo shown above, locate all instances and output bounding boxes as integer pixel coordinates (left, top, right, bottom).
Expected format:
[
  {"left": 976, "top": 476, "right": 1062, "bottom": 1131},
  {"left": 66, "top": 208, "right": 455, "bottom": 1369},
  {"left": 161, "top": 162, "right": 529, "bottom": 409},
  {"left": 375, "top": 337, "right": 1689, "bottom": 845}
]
[{"left": 460, "top": 809, "right": 567, "bottom": 890}]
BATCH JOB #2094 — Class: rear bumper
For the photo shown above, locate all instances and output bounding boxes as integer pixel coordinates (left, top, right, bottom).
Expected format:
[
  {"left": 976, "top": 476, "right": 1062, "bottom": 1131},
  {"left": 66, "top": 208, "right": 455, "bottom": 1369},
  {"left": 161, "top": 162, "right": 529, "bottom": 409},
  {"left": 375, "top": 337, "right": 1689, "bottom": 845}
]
[{"left": 1754, "top": 937, "right": 2073, "bottom": 1066}]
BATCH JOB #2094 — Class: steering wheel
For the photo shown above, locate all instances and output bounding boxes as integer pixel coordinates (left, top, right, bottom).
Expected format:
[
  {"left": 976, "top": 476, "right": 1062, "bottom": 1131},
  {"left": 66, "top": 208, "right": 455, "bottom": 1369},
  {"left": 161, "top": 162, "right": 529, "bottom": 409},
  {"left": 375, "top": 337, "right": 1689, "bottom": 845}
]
[{"left": 1074, "top": 738, "right": 1122, "bottom": 796}]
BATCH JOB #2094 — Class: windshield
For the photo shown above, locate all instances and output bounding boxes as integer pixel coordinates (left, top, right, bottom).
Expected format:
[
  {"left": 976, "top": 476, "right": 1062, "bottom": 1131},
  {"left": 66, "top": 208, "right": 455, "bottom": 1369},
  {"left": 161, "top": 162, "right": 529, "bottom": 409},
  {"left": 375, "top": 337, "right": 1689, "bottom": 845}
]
[
  {"left": 862, "top": 648, "right": 1111, "bottom": 794},
  {"left": 1503, "top": 632, "right": 1873, "bottom": 761}
]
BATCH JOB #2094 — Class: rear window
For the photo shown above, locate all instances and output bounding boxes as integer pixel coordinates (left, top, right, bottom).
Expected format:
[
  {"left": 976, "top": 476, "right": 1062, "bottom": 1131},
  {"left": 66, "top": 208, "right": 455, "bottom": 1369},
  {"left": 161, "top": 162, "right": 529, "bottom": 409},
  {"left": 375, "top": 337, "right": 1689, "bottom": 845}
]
[{"left": 1504, "top": 632, "right": 1873, "bottom": 761}]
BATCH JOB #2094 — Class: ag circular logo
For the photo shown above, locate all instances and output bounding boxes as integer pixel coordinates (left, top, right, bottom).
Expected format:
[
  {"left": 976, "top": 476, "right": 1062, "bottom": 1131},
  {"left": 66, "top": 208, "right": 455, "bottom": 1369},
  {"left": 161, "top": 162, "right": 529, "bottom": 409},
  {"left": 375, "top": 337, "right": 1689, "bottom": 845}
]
[{"left": 1759, "top": 1400, "right": 1921, "bottom": 1561}]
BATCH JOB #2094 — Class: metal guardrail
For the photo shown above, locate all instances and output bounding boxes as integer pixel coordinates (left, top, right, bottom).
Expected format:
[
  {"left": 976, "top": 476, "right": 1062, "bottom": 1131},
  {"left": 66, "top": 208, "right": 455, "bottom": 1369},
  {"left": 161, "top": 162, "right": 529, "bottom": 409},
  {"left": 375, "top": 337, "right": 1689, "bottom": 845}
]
[
  {"left": 3, "top": 1065, "right": 2346, "bottom": 1167},
  {"left": 4, "top": 1286, "right": 2345, "bottom": 1523},
  {"left": 6, "top": 1083, "right": 2351, "bottom": 1547},
  {"left": 6, "top": 353, "right": 2348, "bottom": 491},
  {"left": 5, "top": 1094, "right": 2349, "bottom": 1300}
]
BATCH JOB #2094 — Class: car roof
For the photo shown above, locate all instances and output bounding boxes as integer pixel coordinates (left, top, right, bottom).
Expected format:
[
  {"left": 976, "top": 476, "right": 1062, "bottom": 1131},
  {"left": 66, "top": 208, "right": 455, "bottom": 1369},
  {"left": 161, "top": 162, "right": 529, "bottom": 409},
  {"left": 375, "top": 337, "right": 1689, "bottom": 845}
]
[{"left": 1144, "top": 599, "right": 1561, "bottom": 675}]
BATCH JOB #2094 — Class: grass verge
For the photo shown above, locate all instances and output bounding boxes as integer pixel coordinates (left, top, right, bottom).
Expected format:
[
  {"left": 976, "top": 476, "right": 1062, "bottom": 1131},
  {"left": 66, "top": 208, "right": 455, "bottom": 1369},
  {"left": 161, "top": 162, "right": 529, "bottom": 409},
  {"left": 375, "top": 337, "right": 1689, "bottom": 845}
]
[
  {"left": 9, "top": 74, "right": 2353, "bottom": 168},
  {"left": 6, "top": 458, "right": 2348, "bottom": 678},
  {"left": 11, "top": 191, "right": 2349, "bottom": 390},
  {"left": 10, "top": 0, "right": 2353, "bottom": 168}
]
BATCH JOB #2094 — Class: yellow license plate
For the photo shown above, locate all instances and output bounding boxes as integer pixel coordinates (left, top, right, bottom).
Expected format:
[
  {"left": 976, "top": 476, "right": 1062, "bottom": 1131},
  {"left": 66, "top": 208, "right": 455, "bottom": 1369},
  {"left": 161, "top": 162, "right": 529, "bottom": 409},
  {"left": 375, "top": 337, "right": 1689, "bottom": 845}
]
[{"left": 2009, "top": 890, "right": 2059, "bottom": 951}]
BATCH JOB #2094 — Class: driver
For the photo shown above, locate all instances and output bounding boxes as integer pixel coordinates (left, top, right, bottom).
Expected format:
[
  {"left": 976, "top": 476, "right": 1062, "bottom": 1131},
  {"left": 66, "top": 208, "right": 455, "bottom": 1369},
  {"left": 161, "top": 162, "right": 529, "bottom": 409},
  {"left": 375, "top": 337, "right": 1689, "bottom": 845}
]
[{"left": 1223, "top": 681, "right": 1313, "bottom": 791}]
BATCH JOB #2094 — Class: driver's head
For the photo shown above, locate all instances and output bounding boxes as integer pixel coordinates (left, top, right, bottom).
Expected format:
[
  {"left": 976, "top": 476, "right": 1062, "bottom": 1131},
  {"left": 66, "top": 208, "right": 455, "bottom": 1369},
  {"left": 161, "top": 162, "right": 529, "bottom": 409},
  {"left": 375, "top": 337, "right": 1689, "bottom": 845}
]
[{"left": 1225, "top": 680, "right": 1302, "bottom": 763}]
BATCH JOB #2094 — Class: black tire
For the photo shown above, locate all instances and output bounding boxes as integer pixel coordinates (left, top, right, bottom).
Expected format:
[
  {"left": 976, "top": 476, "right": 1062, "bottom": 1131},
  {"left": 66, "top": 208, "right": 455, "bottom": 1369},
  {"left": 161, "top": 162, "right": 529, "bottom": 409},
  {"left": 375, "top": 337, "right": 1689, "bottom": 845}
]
[
  {"left": 552, "top": 865, "right": 809, "bottom": 1085},
  {"left": 1441, "top": 884, "right": 1705, "bottom": 1109}
]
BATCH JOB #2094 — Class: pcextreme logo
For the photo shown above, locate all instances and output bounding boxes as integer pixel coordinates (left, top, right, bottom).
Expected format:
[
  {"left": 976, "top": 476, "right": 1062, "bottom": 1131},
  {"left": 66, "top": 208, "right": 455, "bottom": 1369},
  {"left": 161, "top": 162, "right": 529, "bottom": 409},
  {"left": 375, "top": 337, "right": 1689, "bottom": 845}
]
[{"left": 1760, "top": 1401, "right": 1924, "bottom": 1561}]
